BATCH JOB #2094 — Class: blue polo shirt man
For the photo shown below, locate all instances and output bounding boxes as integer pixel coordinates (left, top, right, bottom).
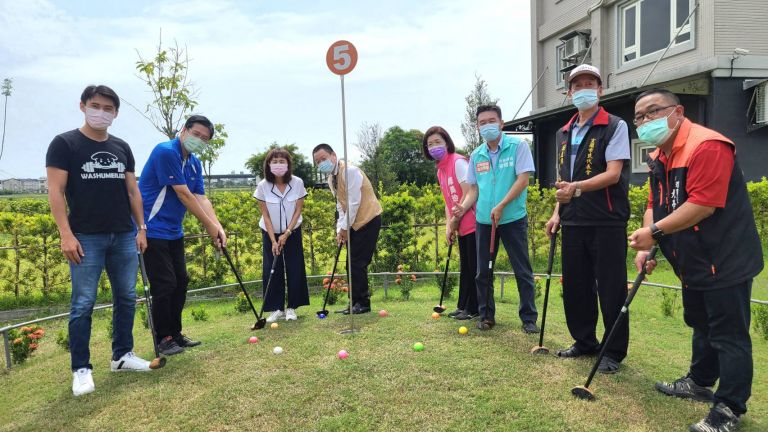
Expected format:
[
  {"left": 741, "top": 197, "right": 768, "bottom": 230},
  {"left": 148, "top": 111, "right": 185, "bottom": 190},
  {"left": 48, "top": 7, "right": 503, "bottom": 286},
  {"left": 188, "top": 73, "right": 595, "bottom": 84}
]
[
  {"left": 454, "top": 104, "right": 538, "bottom": 333},
  {"left": 139, "top": 114, "right": 226, "bottom": 356}
]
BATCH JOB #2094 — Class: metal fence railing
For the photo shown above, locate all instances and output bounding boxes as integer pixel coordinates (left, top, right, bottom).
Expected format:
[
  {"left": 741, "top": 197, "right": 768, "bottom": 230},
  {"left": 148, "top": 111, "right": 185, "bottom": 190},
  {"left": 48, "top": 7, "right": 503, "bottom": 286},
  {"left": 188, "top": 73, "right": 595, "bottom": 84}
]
[{"left": 1, "top": 271, "right": 766, "bottom": 369}]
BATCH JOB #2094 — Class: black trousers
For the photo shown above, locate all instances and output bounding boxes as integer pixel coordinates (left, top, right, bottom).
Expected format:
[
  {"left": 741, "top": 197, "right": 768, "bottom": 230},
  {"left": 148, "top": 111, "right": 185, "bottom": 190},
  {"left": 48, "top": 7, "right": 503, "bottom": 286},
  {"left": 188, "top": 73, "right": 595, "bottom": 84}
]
[
  {"left": 143, "top": 237, "right": 189, "bottom": 340},
  {"left": 683, "top": 281, "right": 753, "bottom": 415},
  {"left": 261, "top": 227, "right": 310, "bottom": 311},
  {"left": 561, "top": 225, "right": 628, "bottom": 362},
  {"left": 456, "top": 231, "right": 478, "bottom": 314},
  {"left": 348, "top": 215, "right": 381, "bottom": 308}
]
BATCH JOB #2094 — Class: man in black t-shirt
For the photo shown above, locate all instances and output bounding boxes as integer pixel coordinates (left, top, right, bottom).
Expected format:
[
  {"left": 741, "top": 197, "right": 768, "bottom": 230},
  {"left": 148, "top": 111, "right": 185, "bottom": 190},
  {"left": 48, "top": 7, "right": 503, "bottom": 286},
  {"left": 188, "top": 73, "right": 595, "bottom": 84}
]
[{"left": 46, "top": 85, "right": 153, "bottom": 397}]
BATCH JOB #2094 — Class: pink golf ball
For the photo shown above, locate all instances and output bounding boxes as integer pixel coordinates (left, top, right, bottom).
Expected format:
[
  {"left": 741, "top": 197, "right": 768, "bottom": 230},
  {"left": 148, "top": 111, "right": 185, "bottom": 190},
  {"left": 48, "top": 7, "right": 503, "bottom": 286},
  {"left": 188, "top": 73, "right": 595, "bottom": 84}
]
[
  {"left": 248, "top": 336, "right": 259, "bottom": 344},
  {"left": 337, "top": 350, "right": 349, "bottom": 360},
  {"left": 378, "top": 310, "right": 388, "bottom": 317}
]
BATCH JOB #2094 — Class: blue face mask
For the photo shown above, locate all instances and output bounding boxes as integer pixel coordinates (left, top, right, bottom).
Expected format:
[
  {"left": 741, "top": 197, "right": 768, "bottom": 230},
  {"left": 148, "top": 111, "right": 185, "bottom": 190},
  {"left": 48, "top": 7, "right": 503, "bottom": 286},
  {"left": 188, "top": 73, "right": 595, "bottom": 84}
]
[
  {"left": 637, "top": 111, "right": 677, "bottom": 147},
  {"left": 572, "top": 89, "right": 599, "bottom": 110},
  {"left": 317, "top": 159, "right": 334, "bottom": 174},
  {"left": 479, "top": 123, "right": 501, "bottom": 142}
]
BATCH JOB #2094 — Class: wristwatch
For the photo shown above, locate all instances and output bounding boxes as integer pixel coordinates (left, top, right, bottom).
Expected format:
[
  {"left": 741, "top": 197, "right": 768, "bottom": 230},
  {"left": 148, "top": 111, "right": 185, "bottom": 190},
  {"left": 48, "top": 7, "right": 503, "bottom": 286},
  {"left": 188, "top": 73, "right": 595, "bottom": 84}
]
[
  {"left": 573, "top": 182, "right": 582, "bottom": 198},
  {"left": 649, "top": 223, "right": 664, "bottom": 241},
  {"left": 138, "top": 224, "right": 148, "bottom": 231}
]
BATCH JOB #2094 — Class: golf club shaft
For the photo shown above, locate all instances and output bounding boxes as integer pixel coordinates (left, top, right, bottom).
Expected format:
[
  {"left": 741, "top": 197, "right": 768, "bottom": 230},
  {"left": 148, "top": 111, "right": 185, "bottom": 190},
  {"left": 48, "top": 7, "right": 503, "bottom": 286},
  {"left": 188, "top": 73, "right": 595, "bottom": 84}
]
[
  {"left": 222, "top": 246, "right": 260, "bottom": 320},
  {"left": 138, "top": 253, "right": 161, "bottom": 358},
  {"left": 485, "top": 221, "right": 497, "bottom": 314},
  {"left": 321, "top": 244, "right": 344, "bottom": 310},
  {"left": 259, "top": 251, "right": 281, "bottom": 317},
  {"left": 437, "top": 240, "right": 454, "bottom": 307},
  {"left": 538, "top": 232, "right": 557, "bottom": 348},
  {"left": 582, "top": 246, "right": 658, "bottom": 388}
]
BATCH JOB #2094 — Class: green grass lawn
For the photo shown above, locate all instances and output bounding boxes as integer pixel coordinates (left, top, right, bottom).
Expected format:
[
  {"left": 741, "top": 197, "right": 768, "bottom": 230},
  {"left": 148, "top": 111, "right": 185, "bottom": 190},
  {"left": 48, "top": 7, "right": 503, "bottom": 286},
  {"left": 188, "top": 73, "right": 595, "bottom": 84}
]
[{"left": 1, "top": 276, "right": 766, "bottom": 432}]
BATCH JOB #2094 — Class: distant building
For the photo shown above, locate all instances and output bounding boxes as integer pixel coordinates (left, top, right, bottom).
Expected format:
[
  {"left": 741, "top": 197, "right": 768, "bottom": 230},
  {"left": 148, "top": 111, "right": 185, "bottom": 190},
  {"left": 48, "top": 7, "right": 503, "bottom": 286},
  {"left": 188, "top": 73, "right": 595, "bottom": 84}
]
[
  {"left": 0, "top": 178, "right": 47, "bottom": 193},
  {"left": 507, "top": 0, "right": 768, "bottom": 185}
]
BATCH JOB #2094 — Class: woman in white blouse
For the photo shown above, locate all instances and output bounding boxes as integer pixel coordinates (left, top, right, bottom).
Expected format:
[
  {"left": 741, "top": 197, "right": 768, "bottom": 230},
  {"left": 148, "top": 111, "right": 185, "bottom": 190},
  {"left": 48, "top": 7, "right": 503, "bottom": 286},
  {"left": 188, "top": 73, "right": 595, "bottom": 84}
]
[{"left": 253, "top": 148, "right": 309, "bottom": 322}]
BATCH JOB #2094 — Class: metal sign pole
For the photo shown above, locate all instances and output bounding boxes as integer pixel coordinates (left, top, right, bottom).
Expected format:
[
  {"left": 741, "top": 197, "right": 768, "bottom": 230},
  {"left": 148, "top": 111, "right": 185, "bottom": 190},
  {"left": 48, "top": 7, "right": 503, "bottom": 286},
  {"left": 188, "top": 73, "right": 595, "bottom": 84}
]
[{"left": 339, "top": 73, "right": 358, "bottom": 335}]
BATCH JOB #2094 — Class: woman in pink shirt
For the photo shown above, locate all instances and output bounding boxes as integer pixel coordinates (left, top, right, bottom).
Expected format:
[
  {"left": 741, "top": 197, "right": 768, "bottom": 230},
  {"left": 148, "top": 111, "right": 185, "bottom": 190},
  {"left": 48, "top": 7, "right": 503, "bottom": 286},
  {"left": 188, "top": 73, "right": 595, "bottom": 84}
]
[{"left": 422, "top": 126, "right": 478, "bottom": 320}]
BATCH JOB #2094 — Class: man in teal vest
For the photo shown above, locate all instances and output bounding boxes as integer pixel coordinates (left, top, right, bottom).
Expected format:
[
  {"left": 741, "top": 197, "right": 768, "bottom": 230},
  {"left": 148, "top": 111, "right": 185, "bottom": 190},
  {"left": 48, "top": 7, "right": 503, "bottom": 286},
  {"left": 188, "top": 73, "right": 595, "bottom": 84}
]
[{"left": 453, "top": 104, "right": 538, "bottom": 332}]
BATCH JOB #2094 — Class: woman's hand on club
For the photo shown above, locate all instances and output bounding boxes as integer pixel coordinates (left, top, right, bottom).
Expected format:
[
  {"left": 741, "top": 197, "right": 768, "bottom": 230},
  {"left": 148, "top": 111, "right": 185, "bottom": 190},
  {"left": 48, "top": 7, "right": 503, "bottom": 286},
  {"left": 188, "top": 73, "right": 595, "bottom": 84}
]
[
  {"left": 271, "top": 240, "right": 281, "bottom": 256},
  {"left": 277, "top": 233, "right": 289, "bottom": 249},
  {"left": 445, "top": 225, "right": 454, "bottom": 245}
]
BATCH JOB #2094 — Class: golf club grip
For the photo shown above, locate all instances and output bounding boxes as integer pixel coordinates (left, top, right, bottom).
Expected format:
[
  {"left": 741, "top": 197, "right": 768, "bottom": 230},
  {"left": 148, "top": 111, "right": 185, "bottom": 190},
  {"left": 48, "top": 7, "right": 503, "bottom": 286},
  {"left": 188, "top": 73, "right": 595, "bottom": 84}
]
[
  {"left": 490, "top": 222, "right": 497, "bottom": 254},
  {"left": 137, "top": 253, "right": 161, "bottom": 358},
  {"left": 539, "top": 231, "right": 557, "bottom": 347},
  {"left": 625, "top": 245, "right": 659, "bottom": 306},
  {"left": 323, "top": 244, "right": 344, "bottom": 306},
  {"left": 138, "top": 253, "right": 150, "bottom": 287}
]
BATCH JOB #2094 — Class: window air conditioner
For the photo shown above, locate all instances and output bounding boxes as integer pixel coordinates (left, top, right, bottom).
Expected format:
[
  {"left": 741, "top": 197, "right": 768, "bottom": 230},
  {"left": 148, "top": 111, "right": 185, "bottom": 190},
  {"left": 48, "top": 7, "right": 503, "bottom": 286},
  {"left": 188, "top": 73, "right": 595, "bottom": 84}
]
[
  {"left": 563, "top": 35, "right": 587, "bottom": 60},
  {"left": 757, "top": 82, "right": 768, "bottom": 124}
]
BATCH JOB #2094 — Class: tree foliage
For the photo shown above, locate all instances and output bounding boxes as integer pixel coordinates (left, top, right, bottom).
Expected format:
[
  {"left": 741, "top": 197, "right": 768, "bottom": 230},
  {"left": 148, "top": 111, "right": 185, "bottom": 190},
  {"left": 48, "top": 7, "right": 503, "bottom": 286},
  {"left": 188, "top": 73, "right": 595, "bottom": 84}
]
[
  {"left": 244, "top": 142, "right": 315, "bottom": 185},
  {"left": 135, "top": 32, "right": 198, "bottom": 139},
  {"left": 355, "top": 122, "right": 394, "bottom": 195},
  {"left": 198, "top": 123, "right": 228, "bottom": 190},
  {"left": 460, "top": 74, "right": 499, "bottom": 153},
  {"left": 361, "top": 126, "right": 435, "bottom": 193}
]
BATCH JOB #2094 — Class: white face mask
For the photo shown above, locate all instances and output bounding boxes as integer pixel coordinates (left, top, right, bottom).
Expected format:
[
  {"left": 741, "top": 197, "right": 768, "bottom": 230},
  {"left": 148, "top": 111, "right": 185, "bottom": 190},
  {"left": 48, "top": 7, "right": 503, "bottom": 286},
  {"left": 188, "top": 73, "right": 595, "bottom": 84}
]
[{"left": 85, "top": 107, "right": 115, "bottom": 130}]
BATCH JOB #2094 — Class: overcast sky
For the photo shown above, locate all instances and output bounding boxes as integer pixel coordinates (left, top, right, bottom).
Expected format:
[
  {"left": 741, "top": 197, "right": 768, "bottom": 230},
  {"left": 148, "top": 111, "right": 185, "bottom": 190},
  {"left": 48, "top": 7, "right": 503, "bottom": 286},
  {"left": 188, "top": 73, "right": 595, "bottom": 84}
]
[{"left": 0, "top": 0, "right": 532, "bottom": 179}]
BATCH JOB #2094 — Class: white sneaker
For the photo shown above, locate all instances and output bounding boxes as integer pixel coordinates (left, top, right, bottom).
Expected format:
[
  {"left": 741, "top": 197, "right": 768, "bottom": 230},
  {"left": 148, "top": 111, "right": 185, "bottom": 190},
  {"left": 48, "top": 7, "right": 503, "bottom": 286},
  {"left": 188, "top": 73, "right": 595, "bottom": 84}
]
[
  {"left": 285, "top": 308, "right": 297, "bottom": 321},
  {"left": 110, "top": 352, "right": 151, "bottom": 372},
  {"left": 266, "top": 310, "right": 285, "bottom": 323},
  {"left": 72, "top": 368, "right": 95, "bottom": 396}
]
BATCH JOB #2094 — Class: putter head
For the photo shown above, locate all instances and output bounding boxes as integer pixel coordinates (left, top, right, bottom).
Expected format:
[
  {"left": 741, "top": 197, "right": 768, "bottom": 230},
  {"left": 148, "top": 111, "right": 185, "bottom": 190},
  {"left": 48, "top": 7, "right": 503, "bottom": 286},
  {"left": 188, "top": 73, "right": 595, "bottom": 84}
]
[
  {"left": 149, "top": 357, "right": 166, "bottom": 370},
  {"left": 433, "top": 305, "right": 446, "bottom": 314},
  {"left": 316, "top": 310, "right": 329, "bottom": 318},
  {"left": 251, "top": 318, "right": 267, "bottom": 330},
  {"left": 571, "top": 385, "right": 595, "bottom": 401},
  {"left": 530, "top": 345, "right": 550, "bottom": 355}
]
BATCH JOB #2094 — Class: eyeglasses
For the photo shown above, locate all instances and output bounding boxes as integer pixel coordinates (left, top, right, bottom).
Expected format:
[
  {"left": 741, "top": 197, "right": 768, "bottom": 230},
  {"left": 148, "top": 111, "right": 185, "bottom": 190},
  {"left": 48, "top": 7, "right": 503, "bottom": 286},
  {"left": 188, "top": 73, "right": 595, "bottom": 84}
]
[{"left": 633, "top": 105, "right": 677, "bottom": 126}]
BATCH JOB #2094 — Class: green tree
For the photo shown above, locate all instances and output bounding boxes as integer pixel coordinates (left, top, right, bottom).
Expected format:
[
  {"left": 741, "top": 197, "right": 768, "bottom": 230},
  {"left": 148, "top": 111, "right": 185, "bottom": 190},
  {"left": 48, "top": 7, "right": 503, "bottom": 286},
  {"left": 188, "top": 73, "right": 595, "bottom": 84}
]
[
  {"left": 134, "top": 32, "right": 198, "bottom": 139},
  {"left": 460, "top": 74, "right": 499, "bottom": 153},
  {"left": 244, "top": 143, "right": 314, "bottom": 184},
  {"left": 374, "top": 126, "right": 435, "bottom": 190},
  {"left": 355, "top": 122, "right": 394, "bottom": 195},
  {"left": 198, "top": 123, "right": 228, "bottom": 190},
  {"left": 1, "top": 77, "right": 12, "bottom": 163}
]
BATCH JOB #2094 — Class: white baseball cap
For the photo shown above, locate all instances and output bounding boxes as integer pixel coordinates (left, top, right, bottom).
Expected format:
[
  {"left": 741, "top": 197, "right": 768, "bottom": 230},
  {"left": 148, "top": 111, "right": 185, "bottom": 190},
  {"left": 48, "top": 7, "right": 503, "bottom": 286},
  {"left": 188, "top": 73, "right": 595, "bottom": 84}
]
[{"left": 567, "top": 64, "right": 602, "bottom": 84}]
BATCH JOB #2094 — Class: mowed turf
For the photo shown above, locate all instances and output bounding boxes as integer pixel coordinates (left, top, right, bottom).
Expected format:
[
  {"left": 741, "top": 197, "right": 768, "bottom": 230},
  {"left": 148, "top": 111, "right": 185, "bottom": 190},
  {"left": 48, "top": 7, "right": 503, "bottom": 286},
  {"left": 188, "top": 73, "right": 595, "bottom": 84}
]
[{"left": 0, "top": 280, "right": 766, "bottom": 432}]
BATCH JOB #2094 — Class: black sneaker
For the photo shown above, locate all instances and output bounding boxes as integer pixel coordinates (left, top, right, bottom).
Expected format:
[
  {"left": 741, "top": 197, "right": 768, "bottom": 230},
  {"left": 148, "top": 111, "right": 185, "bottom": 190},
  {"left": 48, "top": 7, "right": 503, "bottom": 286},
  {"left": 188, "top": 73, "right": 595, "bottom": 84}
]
[
  {"left": 158, "top": 336, "right": 185, "bottom": 356},
  {"left": 454, "top": 311, "right": 478, "bottom": 320},
  {"left": 522, "top": 322, "right": 540, "bottom": 334},
  {"left": 655, "top": 375, "right": 715, "bottom": 402},
  {"left": 447, "top": 309, "right": 463, "bottom": 318},
  {"left": 597, "top": 357, "right": 620, "bottom": 374},
  {"left": 175, "top": 334, "right": 201, "bottom": 348},
  {"left": 689, "top": 403, "right": 740, "bottom": 432}
]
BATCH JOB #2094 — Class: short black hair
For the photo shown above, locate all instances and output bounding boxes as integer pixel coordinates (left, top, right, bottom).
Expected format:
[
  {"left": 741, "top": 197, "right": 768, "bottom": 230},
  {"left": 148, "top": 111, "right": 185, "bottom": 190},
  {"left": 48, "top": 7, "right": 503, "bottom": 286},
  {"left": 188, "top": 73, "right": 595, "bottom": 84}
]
[
  {"left": 81, "top": 85, "right": 120, "bottom": 110},
  {"left": 635, "top": 88, "right": 680, "bottom": 105},
  {"left": 476, "top": 104, "right": 502, "bottom": 120},
  {"left": 312, "top": 143, "right": 335, "bottom": 156},
  {"left": 263, "top": 148, "right": 293, "bottom": 184},
  {"left": 422, "top": 126, "right": 456, "bottom": 160},
  {"left": 184, "top": 115, "right": 215, "bottom": 140}
]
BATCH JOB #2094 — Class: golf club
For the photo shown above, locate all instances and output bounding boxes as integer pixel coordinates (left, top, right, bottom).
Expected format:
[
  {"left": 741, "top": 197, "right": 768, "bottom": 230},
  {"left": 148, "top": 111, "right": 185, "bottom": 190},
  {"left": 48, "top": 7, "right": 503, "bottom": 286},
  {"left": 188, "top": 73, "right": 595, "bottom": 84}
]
[
  {"left": 317, "top": 243, "right": 344, "bottom": 317},
  {"left": 531, "top": 231, "right": 558, "bottom": 355},
  {"left": 137, "top": 253, "right": 166, "bottom": 370},
  {"left": 480, "top": 221, "right": 497, "bottom": 328},
  {"left": 571, "top": 245, "right": 659, "bottom": 400},
  {"left": 221, "top": 246, "right": 267, "bottom": 330},
  {"left": 433, "top": 238, "right": 454, "bottom": 314}
]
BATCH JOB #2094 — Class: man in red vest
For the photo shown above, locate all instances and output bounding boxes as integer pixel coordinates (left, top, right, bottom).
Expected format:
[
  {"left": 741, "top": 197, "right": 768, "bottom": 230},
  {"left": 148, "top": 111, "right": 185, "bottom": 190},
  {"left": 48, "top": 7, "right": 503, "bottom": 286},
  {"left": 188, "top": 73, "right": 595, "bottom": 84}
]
[{"left": 629, "top": 89, "right": 762, "bottom": 432}]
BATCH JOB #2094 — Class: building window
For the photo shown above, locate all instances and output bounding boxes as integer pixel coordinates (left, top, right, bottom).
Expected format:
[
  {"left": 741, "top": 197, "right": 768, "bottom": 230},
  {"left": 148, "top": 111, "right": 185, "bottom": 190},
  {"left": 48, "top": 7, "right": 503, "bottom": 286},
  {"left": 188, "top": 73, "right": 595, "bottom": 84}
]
[
  {"left": 631, "top": 139, "right": 656, "bottom": 173},
  {"left": 620, "top": 0, "right": 692, "bottom": 66},
  {"left": 556, "top": 44, "right": 566, "bottom": 88}
]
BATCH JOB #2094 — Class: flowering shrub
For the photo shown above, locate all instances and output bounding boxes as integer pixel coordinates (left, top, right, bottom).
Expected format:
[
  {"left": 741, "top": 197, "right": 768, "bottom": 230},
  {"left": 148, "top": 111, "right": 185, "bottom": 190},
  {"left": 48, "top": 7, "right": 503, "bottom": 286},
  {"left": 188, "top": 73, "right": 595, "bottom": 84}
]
[
  {"left": 322, "top": 274, "right": 348, "bottom": 305},
  {"left": 8, "top": 325, "right": 45, "bottom": 364},
  {"left": 395, "top": 264, "right": 416, "bottom": 300}
]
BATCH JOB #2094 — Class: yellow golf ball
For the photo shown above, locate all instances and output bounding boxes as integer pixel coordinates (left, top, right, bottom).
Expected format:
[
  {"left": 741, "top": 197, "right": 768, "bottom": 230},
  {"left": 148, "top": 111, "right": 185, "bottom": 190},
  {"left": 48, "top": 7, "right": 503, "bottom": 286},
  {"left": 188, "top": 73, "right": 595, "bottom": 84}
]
[
  {"left": 458, "top": 326, "right": 468, "bottom": 335},
  {"left": 270, "top": 322, "right": 279, "bottom": 329}
]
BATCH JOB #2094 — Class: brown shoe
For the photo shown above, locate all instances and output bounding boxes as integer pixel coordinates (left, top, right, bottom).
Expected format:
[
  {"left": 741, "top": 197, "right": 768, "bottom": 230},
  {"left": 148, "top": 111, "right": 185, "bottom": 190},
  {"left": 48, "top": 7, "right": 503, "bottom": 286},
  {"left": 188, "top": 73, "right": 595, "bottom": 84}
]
[{"left": 477, "top": 319, "right": 496, "bottom": 330}]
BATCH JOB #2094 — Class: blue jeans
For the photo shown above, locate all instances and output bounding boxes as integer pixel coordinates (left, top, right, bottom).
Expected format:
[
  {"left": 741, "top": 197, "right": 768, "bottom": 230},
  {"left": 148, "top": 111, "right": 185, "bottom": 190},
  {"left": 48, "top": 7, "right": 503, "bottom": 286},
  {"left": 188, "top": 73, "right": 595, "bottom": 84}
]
[
  {"left": 475, "top": 218, "right": 538, "bottom": 323},
  {"left": 69, "top": 232, "right": 138, "bottom": 370}
]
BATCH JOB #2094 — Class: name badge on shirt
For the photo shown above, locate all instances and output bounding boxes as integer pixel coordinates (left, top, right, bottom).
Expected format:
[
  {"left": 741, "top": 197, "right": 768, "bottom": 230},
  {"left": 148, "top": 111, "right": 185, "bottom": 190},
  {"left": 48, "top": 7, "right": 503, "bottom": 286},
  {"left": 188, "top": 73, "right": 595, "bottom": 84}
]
[{"left": 476, "top": 161, "right": 490, "bottom": 173}]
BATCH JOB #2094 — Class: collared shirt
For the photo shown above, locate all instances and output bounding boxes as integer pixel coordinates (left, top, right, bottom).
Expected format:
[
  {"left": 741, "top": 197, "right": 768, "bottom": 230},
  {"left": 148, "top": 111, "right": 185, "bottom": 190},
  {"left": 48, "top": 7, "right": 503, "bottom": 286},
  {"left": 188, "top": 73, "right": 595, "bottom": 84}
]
[
  {"left": 329, "top": 159, "right": 365, "bottom": 232},
  {"left": 254, "top": 177, "right": 307, "bottom": 233},
  {"left": 139, "top": 137, "right": 204, "bottom": 240},
  {"left": 570, "top": 110, "right": 630, "bottom": 173}
]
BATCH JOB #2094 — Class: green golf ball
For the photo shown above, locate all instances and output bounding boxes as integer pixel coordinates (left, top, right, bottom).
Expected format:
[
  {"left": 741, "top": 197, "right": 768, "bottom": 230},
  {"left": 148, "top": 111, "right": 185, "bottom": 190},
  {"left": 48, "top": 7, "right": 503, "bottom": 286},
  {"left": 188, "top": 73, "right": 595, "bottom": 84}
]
[{"left": 412, "top": 342, "right": 424, "bottom": 352}]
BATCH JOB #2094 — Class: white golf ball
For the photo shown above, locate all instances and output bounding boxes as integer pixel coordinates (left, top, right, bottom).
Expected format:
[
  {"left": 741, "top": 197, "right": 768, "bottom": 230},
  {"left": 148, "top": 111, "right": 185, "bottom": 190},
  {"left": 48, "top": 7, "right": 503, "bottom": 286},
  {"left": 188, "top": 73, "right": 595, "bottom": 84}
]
[{"left": 272, "top": 346, "right": 284, "bottom": 355}]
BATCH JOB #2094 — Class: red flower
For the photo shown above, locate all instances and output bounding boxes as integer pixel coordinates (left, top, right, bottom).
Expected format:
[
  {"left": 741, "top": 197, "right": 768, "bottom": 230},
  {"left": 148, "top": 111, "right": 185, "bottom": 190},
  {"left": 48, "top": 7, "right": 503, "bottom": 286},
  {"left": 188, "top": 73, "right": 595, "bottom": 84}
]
[
  {"left": 29, "top": 343, "right": 38, "bottom": 350},
  {"left": 13, "top": 338, "right": 22, "bottom": 345}
]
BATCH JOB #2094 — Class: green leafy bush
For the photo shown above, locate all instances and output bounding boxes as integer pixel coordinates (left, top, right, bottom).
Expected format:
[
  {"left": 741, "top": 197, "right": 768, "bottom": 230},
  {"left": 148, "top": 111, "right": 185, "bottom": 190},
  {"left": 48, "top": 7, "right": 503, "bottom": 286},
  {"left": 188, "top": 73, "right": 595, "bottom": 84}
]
[{"left": 191, "top": 305, "right": 209, "bottom": 321}]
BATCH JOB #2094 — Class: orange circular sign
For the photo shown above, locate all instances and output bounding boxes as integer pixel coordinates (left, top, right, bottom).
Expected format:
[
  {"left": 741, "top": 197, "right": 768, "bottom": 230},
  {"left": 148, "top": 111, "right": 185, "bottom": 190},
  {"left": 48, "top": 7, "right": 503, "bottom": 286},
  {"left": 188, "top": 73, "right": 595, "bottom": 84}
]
[{"left": 326, "top": 40, "right": 358, "bottom": 75}]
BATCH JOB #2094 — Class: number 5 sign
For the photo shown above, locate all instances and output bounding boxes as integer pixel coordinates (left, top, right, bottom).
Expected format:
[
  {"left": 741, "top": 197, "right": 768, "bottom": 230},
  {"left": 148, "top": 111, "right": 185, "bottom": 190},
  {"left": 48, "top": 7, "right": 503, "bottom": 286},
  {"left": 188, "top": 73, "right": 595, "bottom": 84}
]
[{"left": 326, "top": 40, "right": 358, "bottom": 75}]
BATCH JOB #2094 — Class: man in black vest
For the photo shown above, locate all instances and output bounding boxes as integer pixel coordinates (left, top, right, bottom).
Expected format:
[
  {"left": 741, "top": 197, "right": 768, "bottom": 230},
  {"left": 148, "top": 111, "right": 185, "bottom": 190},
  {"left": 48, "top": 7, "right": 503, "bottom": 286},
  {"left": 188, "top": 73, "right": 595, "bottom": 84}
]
[
  {"left": 630, "top": 89, "right": 762, "bottom": 432},
  {"left": 545, "top": 65, "right": 631, "bottom": 374}
]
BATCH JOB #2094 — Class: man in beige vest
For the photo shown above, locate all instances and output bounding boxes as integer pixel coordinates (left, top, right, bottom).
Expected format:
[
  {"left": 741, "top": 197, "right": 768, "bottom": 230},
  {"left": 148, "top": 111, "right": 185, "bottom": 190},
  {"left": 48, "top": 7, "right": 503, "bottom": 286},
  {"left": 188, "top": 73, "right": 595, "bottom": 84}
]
[{"left": 313, "top": 143, "right": 382, "bottom": 314}]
